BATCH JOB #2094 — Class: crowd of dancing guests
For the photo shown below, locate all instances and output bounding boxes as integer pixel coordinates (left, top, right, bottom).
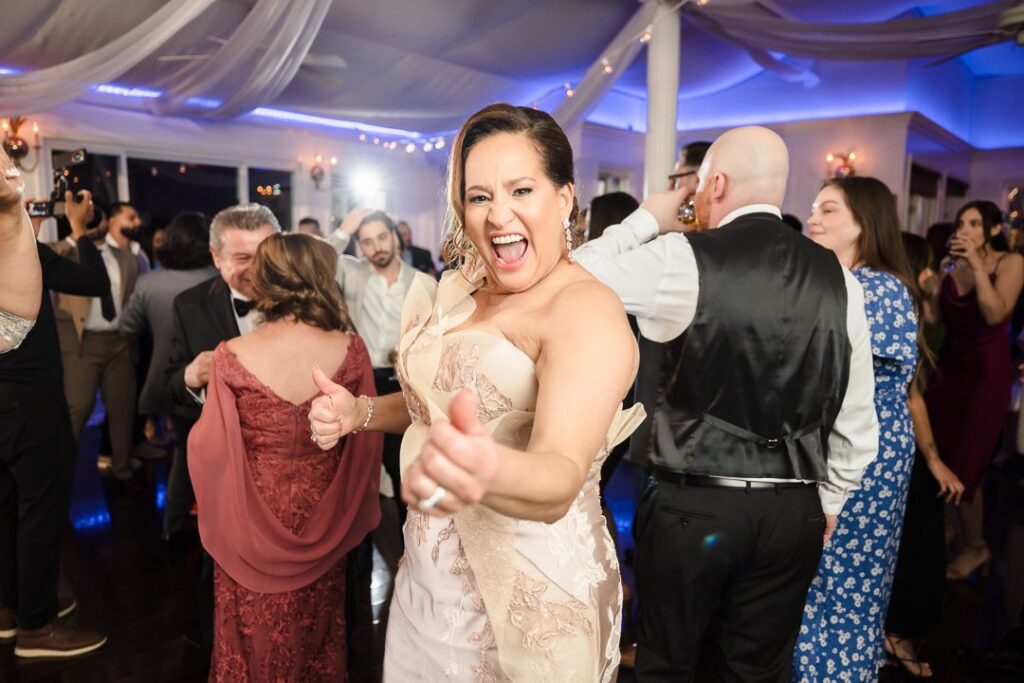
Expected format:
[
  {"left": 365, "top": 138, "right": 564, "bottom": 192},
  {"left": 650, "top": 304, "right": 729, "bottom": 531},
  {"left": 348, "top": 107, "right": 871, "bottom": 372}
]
[{"left": 1, "top": 105, "right": 1024, "bottom": 682}]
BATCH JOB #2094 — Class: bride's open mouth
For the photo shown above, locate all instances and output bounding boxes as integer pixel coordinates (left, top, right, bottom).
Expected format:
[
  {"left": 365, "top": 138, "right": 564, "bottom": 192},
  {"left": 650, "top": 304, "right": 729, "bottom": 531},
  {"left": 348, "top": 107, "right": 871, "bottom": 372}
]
[{"left": 490, "top": 233, "right": 529, "bottom": 269}]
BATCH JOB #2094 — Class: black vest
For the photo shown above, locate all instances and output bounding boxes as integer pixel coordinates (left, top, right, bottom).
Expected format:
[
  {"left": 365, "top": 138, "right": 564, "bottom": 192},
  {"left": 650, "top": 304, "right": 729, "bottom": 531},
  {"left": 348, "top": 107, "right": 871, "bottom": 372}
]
[{"left": 639, "top": 214, "right": 851, "bottom": 480}]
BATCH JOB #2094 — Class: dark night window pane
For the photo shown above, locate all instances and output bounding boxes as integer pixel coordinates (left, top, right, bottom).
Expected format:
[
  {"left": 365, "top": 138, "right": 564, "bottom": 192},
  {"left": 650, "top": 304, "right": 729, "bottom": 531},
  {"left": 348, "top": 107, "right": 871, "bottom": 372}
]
[
  {"left": 127, "top": 158, "right": 238, "bottom": 230},
  {"left": 248, "top": 168, "right": 292, "bottom": 230},
  {"left": 52, "top": 149, "right": 119, "bottom": 209}
]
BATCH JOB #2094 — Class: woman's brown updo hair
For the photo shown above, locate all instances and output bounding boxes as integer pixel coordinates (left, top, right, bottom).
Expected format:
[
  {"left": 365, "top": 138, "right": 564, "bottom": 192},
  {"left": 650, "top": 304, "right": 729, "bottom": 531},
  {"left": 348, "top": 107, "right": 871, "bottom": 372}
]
[
  {"left": 250, "top": 233, "right": 353, "bottom": 332},
  {"left": 441, "top": 103, "right": 580, "bottom": 267}
]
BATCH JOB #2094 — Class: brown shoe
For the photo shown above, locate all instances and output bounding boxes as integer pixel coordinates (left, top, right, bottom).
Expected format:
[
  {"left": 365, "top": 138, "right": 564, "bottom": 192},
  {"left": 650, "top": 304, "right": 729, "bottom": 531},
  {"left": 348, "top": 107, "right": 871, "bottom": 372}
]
[
  {"left": 0, "top": 607, "right": 14, "bottom": 641},
  {"left": 15, "top": 620, "right": 106, "bottom": 658},
  {"left": 0, "top": 596, "right": 78, "bottom": 641}
]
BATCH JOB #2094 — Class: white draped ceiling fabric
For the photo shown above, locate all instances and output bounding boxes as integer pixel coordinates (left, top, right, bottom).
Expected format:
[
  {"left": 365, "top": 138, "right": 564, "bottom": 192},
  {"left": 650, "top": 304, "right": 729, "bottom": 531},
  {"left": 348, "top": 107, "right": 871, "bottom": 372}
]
[
  {"left": 0, "top": 0, "right": 217, "bottom": 113},
  {"left": 152, "top": 0, "right": 332, "bottom": 118},
  {"left": 0, "top": 0, "right": 1021, "bottom": 133}
]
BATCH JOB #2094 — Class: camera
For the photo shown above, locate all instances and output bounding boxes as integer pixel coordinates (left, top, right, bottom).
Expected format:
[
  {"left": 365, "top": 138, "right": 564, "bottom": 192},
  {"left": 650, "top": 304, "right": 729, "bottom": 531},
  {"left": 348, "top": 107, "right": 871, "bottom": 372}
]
[{"left": 30, "top": 149, "right": 87, "bottom": 218}]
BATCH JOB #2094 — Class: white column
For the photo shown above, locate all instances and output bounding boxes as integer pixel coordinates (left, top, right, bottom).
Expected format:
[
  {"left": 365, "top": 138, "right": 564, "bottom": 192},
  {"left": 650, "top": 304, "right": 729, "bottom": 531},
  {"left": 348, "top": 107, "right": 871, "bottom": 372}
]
[
  {"left": 643, "top": 0, "right": 680, "bottom": 197},
  {"left": 237, "top": 164, "right": 249, "bottom": 204}
]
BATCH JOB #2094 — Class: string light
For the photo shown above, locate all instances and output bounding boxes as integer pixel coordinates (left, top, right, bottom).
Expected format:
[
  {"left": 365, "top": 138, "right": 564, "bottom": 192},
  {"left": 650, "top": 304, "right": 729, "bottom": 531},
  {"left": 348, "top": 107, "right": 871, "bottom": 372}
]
[
  {"left": 640, "top": 26, "right": 652, "bottom": 44},
  {"left": 405, "top": 143, "right": 416, "bottom": 153},
  {"left": 330, "top": 156, "right": 338, "bottom": 166},
  {"left": 435, "top": 137, "right": 445, "bottom": 149},
  {"left": 422, "top": 142, "right": 434, "bottom": 152},
  {"left": 602, "top": 58, "right": 613, "bottom": 74},
  {"left": 564, "top": 82, "right": 575, "bottom": 98},
  {"left": 358, "top": 133, "right": 366, "bottom": 142}
]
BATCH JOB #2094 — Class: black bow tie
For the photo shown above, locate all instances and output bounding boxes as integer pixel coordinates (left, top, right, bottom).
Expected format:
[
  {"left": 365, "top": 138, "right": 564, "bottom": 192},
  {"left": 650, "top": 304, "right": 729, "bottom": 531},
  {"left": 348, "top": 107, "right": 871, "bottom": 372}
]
[{"left": 232, "top": 297, "right": 255, "bottom": 317}]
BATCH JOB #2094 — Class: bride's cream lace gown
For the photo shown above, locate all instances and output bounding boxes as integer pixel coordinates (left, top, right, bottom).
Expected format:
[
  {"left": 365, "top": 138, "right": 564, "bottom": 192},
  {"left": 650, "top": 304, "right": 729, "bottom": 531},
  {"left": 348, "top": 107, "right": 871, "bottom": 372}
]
[{"left": 383, "top": 268, "right": 643, "bottom": 682}]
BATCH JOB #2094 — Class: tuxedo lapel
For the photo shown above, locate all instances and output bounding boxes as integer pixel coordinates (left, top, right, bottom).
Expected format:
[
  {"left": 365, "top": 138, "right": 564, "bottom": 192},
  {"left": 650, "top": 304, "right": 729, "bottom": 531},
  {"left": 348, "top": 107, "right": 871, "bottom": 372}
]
[{"left": 207, "top": 277, "right": 241, "bottom": 340}]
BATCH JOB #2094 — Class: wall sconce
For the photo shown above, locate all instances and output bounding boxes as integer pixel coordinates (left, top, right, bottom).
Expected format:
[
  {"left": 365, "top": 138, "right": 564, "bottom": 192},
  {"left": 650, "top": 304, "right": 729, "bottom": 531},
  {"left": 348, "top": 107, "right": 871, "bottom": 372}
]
[
  {"left": 826, "top": 152, "right": 857, "bottom": 178},
  {"left": 308, "top": 154, "right": 338, "bottom": 190},
  {"left": 1, "top": 116, "right": 41, "bottom": 171}
]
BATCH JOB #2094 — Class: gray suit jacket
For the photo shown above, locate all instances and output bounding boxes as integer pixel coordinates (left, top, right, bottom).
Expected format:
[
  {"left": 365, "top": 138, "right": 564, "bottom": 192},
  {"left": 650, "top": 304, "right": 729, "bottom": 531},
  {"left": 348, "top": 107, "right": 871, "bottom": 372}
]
[{"left": 120, "top": 266, "right": 218, "bottom": 414}]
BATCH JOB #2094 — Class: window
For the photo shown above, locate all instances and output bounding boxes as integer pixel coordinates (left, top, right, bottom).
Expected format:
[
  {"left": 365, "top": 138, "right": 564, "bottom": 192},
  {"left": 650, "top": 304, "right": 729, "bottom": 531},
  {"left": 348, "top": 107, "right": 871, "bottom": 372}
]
[
  {"left": 248, "top": 167, "right": 292, "bottom": 230},
  {"left": 51, "top": 149, "right": 119, "bottom": 209},
  {"left": 127, "top": 158, "right": 238, "bottom": 229}
]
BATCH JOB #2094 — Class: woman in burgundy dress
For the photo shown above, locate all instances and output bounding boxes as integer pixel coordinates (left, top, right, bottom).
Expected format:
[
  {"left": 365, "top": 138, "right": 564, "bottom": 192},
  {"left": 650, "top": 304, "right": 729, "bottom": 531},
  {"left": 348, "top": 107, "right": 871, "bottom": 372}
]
[
  {"left": 189, "top": 233, "right": 382, "bottom": 682},
  {"left": 925, "top": 200, "right": 1023, "bottom": 580}
]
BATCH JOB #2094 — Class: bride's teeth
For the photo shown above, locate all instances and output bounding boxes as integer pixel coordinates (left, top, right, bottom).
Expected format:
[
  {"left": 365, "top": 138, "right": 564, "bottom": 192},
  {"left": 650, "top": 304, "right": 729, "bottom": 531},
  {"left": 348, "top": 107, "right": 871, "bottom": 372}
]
[{"left": 491, "top": 234, "right": 524, "bottom": 245}]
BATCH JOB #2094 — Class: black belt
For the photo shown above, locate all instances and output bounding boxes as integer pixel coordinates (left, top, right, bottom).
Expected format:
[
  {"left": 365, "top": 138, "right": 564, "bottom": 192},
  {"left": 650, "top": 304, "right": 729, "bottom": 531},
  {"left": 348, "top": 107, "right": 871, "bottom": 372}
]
[{"left": 655, "top": 471, "right": 817, "bottom": 491}]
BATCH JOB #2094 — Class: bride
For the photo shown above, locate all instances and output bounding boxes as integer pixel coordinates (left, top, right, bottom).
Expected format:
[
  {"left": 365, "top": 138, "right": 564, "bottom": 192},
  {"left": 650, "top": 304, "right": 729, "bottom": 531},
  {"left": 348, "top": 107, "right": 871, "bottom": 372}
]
[{"left": 309, "top": 103, "right": 643, "bottom": 682}]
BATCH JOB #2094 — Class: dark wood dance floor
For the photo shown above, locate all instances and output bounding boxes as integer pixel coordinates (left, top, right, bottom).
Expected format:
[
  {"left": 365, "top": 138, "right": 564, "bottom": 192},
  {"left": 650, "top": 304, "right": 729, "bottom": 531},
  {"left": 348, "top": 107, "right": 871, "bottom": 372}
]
[{"left": 1, "top": 416, "right": 1022, "bottom": 682}]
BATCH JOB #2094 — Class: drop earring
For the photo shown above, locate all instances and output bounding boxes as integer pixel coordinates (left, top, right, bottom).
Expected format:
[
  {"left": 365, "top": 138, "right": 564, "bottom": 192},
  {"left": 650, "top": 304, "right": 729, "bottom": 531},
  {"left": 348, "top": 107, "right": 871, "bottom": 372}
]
[{"left": 564, "top": 217, "right": 574, "bottom": 263}]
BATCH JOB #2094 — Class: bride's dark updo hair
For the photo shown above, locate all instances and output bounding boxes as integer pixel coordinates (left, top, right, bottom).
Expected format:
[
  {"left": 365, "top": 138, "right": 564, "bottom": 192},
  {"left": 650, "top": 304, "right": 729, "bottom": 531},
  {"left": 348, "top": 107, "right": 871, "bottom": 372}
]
[
  {"left": 250, "top": 233, "right": 352, "bottom": 332},
  {"left": 442, "top": 103, "right": 579, "bottom": 266}
]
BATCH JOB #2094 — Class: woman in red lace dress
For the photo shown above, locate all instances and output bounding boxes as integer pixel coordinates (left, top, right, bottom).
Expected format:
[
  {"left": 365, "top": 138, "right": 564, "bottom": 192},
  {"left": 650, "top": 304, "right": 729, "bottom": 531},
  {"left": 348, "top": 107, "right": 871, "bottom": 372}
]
[{"left": 188, "top": 233, "right": 382, "bottom": 682}]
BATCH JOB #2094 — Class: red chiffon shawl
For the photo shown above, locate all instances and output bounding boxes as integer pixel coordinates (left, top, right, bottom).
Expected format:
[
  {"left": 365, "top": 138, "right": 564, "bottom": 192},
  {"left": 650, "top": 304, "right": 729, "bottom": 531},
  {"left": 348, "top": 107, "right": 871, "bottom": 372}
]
[{"left": 188, "top": 343, "right": 382, "bottom": 593}]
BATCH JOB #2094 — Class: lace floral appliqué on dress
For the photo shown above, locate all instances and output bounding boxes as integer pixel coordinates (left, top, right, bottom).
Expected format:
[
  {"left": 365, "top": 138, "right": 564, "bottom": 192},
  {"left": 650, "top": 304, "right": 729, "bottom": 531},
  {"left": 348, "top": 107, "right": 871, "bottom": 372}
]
[{"left": 382, "top": 268, "right": 644, "bottom": 683}]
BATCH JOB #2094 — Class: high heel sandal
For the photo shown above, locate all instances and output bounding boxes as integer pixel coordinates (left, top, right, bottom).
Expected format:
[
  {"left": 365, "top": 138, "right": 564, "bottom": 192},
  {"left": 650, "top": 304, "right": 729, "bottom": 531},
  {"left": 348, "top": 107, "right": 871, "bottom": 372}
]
[
  {"left": 945, "top": 543, "right": 992, "bottom": 581},
  {"left": 885, "top": 635, "right": 934, "bottom": 679}
]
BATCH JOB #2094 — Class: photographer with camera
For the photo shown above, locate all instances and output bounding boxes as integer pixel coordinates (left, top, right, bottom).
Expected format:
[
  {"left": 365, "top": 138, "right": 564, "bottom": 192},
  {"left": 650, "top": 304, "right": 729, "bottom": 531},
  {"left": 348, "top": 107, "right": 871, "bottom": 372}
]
[
  {"left": 0, "top": 149, "right": 41, "bottom": 354},
  {"left": 0, "top": 189, "right": 108, "bottom": 658},
  {"left": 50, "top": 189, "right": 141, "bottom": 485}
]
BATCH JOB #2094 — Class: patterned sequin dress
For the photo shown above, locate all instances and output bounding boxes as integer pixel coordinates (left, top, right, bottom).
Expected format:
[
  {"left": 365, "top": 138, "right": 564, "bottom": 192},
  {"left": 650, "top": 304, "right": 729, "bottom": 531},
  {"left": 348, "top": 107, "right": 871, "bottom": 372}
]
[
  {"left": 0, "top": 308, "right": 34, "bottom": 354},
  {"left": 793, "top": 268, "right": 919, "bottom": 683},
  {"left": 383, "top": 268, "right": 643, "bottom": 682}
]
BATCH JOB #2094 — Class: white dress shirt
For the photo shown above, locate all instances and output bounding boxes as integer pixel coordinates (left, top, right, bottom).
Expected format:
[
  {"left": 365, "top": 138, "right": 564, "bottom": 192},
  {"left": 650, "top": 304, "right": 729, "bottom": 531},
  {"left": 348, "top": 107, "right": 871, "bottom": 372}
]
[
  {"left": 359, "top": 271, "right": 407, "bottom": 368},
  {"left": 229, "top": 287, "right": 261, "bottom": 336},
  {"left": 76, "top": 234, "right": 124, "bottom": 332},
  {"left": 575, "top": 205, "right": 879, "bottom": 516}
]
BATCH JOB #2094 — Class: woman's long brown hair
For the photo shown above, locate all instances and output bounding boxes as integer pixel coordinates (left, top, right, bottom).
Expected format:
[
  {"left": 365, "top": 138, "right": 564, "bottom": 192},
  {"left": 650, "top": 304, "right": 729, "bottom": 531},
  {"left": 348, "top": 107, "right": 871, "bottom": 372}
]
[{"left": 825, "top": 176, "right": 929, "bottom": 381}]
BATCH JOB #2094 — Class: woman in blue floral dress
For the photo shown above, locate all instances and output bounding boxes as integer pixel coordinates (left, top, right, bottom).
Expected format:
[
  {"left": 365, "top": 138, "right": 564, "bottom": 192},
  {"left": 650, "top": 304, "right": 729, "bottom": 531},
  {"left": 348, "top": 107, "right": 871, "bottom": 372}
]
[{"left": 794, "top": 176, "right": 921, "bottom": 683}]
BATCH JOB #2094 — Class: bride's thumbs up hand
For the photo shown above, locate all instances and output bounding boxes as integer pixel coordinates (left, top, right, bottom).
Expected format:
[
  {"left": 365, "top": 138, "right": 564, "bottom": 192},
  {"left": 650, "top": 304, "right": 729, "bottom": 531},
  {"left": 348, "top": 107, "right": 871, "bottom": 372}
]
[
  {"left": 402, "top": 388, "right": 498, "bottom": 516},
  {"left": 308, "top": 365, "right": 360, "bottom": 450}
]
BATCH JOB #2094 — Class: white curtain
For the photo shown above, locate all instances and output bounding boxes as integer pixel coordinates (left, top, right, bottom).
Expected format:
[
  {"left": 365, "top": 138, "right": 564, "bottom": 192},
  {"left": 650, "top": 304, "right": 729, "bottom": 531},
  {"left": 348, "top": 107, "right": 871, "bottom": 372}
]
[
  {"left": 0, "top": 0, "right": 216, "bottom": 113},
  {"left": 685, "top": 0, "right": 1019, "bottom": 61},
  {"left": 151, "top": 0, "right": 332, "bottom": 118}
]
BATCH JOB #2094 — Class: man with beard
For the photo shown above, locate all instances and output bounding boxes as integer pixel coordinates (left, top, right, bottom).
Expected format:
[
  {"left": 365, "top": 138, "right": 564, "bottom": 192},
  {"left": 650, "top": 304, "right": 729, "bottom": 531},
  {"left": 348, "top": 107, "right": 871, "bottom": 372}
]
[
  {"left": 328, "top": 209, "right": 417, "bottom": 665},
  {"left": 328, "top": 209, "right": 415, "bottom": 501},
  {"left": 575, "top": 126, "right": 878, "bottom": 682},
  {"left": 106, "top": 202, "right": 149, "bottom": 274}
]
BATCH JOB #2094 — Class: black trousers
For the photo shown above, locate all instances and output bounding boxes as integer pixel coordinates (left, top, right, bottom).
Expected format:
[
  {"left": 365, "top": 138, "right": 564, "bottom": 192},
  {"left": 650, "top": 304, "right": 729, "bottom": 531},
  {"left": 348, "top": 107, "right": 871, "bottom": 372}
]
[
  {"left": 634, "top": 479, "right": 825, "bottom": 683},
  {"left": 886, "top": 452, "right": 945, "bottom": 637},
  {"left": 373, "top": 368, "right": 405, "bottom": 524},
  {"left": 0, "top": 386, "right": 77, "bottom": 630},
  {"left": 164, "top": 415, "right": 197, "bottom": 539}
]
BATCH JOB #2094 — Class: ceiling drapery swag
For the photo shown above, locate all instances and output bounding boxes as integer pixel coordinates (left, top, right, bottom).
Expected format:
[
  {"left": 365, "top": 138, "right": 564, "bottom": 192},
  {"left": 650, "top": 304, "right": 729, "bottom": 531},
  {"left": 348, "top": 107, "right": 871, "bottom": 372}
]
[
  {"left": 0, "top": 0, "right": 216, "bottom": 113},
  {"left": 151, "top": 0, "right": 333, "bottom": 118}
]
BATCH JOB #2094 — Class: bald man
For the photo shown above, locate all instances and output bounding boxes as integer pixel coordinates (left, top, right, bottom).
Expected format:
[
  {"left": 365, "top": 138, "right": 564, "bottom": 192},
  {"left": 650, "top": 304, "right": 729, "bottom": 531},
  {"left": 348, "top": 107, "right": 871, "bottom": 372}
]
[{"left": 575, "top": 126, "right": 878, "bottom": 682}]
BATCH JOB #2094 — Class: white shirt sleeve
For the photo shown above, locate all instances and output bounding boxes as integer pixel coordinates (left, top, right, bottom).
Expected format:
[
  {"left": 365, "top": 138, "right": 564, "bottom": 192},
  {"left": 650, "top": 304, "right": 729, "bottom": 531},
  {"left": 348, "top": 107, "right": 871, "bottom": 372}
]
[
  {"left": 574, "top": 208, "right": 700, "bottom": 343},
  {"left": 327, "top": 229, "right": 352, "bottom": 255},
  {"left": 819, "top": 268, "right": 880, "bottom": 516}
]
